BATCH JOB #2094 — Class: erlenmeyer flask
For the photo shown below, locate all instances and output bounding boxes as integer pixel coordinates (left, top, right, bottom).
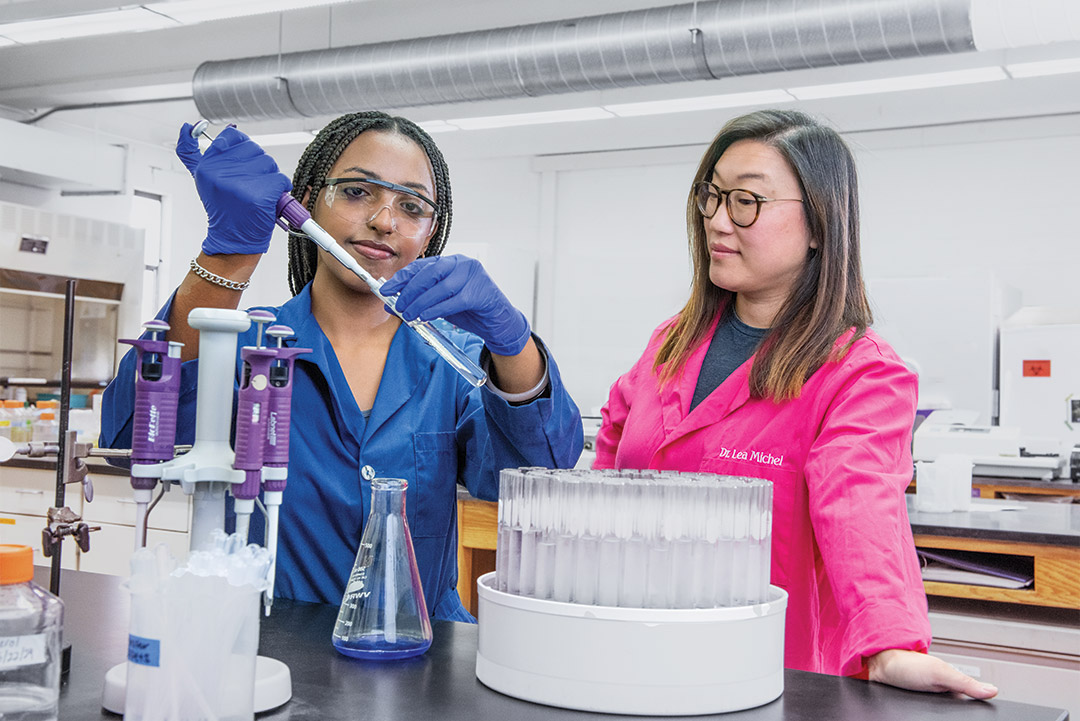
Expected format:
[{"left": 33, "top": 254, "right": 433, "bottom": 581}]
[{"left": 332, "top": 478, "right": 433, "bottom": 659}]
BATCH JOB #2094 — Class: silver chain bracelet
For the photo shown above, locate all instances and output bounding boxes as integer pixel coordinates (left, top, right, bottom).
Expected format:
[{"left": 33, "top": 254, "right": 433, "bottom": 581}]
[{"left": 189, "top": 258, "right": 250, "bottom": 291}]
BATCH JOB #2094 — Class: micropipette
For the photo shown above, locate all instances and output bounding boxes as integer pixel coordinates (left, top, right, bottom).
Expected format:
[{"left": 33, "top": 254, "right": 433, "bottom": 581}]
[
  {"left": 232, "top": 310, "right": 277, "bottom": 544},
  {"left": 187, "top": 120, "right": 488, "bottom": 389},
  {"left": 120, "top": 319, "right": 183, "bottom": 550},
  {"left": 260, "top": 324, "right": 310, "bottom": 616}
]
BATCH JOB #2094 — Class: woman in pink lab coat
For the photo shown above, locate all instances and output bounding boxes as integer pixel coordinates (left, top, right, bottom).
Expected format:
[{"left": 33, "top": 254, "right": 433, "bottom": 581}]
[{"left": 595, "top": 109, "right": 996, "bottom": 698}]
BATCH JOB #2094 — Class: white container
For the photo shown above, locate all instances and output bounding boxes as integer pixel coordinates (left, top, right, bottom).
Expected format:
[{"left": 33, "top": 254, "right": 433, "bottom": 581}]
[
  {"left": 916, "top": 454, "right": 973, "bottom": 513},
  {"left": 475, "top": 572, "right": 787, "bottom": 716}
]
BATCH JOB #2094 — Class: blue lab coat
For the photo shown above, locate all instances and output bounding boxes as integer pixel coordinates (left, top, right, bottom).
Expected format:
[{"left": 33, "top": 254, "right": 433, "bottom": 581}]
[{"left": 100, "top": 283, "right": 584, "bottom": 621}]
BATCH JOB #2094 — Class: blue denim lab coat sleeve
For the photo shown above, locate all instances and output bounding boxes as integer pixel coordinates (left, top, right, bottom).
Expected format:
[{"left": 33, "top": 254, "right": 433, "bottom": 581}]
[{"left": 100, "top": 284, "right": 584, "bottom": 623}]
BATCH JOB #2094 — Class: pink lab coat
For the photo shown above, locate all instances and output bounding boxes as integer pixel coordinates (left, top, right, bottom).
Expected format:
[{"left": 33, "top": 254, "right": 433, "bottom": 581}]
[{"left": 595, "top": 314, "right": 931, "bottom": 677}]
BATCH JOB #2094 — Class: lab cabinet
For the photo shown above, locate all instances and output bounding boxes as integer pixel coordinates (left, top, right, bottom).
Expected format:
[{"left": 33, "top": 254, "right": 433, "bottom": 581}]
[{"left": 0, "top": 461, "right": 192, "bottom": 576}]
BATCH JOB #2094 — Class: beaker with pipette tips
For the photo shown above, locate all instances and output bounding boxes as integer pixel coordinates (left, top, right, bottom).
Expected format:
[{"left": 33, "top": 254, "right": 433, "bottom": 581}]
[{"left": 332, "top": 478, "right": 432, "bottom": 660}]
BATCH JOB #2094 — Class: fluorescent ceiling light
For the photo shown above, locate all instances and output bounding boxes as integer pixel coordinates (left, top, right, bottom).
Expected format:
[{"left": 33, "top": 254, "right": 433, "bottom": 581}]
[
  {"left": 249, "top": 131, "right": 318, "bottom": 147},
  {"left": 0, "top": 7, "right": 175, "bottom": 44},
  {"left": 417, "top": 120, "right": 460, "bottom": 134},
  {"left": 0, "top": 0, "right": 351, "bottom": 45},
  {"left": 149, "top": 0, "right": 354, "bottom": 25},
  {"left": 788, "top": 67, "right": 1007, "bottom": 100},
  {"left": 605, "top": 89, "right": 795, "bottom": 117},
  {"left": 446, "top": 107, "right": 613, "bottom": 130},
  {"left": 1006, "top": 57, "right": 1080, "bottom": 78}
]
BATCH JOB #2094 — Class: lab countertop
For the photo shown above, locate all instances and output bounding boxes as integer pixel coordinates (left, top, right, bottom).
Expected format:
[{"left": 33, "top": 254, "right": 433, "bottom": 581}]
[
  {"left": 907, "top": 496, "right": 1080, "bottom": 546},
  {"left": 45, "top": 569, "right": 1068, "bottom": 721}
]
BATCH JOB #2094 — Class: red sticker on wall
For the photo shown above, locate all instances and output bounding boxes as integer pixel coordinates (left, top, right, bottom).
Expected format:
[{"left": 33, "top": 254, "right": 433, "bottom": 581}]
[{"left": 1022, "top": 360, "right": 1051, "bottom": 377}]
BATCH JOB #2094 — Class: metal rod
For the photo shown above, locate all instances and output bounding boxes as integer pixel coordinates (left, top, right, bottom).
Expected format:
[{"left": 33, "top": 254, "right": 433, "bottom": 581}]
[{"left": 50, "top": 278, "right": 77, "bottom": 595}]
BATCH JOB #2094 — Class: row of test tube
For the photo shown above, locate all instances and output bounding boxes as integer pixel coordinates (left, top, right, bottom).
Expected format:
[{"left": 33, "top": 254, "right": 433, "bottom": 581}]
[{"left": 494, "top": 468, "right": 773, "bottom": 609}]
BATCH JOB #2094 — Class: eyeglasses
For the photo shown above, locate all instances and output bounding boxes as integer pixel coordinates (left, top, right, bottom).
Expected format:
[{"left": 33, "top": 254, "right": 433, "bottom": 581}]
[
  {"left": 692, "top": 181, "right": 803, "bottom": 228},
  {"left": 322, "top": 177, "right": 438, "bottom": 238}
]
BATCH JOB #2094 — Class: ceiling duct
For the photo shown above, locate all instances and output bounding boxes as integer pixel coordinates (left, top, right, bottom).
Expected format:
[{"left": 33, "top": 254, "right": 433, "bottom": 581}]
[{"left": 193, "top": 0, "right": 976, "bottom": 122}]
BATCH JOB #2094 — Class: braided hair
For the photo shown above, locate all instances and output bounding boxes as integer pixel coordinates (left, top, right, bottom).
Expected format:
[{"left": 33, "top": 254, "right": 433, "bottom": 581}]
[{"left": 286, "top": 112, "right": 454, "bottom": 296}]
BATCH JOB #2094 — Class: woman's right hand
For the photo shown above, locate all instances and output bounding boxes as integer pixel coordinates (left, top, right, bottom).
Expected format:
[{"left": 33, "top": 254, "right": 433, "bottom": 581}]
[{"left": 176, "top": 123, "right": 292, "bottom": 256}]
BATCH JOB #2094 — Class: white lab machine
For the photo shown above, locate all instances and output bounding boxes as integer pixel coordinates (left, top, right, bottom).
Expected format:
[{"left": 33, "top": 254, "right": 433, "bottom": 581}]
[
  {"left": 914, "top": 308, "right": 1080, "bottom": 482},
  {"left": 998, "top": 307, "right": 1080, "bottom": 481}
]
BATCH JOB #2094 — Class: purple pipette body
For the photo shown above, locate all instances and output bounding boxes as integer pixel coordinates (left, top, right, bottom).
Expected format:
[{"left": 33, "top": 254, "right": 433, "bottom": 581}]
[
  {"left": 233, "top": 310, "right": 278, "bottom": 501},
  {"left": 233, "top": 345, "right": 278, "bottom": 500},
  {"left": 262, "top": 333, "right": 310, "bottom": 493},
  {"left": 120, "top": 320, "right": 181, "bottom": 490}
]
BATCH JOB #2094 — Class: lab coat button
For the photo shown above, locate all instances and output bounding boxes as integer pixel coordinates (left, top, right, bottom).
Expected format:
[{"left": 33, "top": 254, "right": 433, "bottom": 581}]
[{"left": 361, "top": 465, "right": 375, "bottom": 481}]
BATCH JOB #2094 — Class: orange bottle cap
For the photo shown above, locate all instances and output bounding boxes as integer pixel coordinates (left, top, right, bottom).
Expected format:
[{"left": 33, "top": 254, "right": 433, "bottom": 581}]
[
  {"left": 40, "top": 412, "right": 55, "bottom": 421},
  {"left": 0, "top": 544, "right": 33, "bottom": 584}
]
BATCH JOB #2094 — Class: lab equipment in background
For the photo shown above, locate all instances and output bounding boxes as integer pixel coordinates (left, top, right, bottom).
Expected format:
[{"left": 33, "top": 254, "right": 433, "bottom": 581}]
[
  {"left": 915, "top": 454, "right": 974, "bottom": 513},
  {"left": 998, "top": 308, "right": 1080, "bottom": 481},
  {"left": 332, "top": 478, "right": 432, "bottom": 660},
  {"left": 0, "top": 544, "right": 63, "bottom": 721},
  {"left": 124, "top": 533, "right": 269, "bottom": 721},
  {"left": 495, "top": 468, "right": 773, "bottom": 608},
  {"left": 477, "top": 467, "right": 785, "bottom": 716}
]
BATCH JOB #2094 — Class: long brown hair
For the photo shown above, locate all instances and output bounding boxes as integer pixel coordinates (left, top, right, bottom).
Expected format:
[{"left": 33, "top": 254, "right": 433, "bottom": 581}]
[{"left": 654, "top": 109, "right": 872, "bottom": 401}]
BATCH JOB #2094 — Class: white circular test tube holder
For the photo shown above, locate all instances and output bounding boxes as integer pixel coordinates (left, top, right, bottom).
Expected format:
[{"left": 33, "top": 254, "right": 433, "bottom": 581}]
[{"left": 103, "top": 308, "right": 292, "bottom": 715}]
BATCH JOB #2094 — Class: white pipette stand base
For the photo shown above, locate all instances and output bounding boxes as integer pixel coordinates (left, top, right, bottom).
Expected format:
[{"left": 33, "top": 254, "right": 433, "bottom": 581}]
[{"left": 102, "top": 657, "right": 292, "bottom": 714}]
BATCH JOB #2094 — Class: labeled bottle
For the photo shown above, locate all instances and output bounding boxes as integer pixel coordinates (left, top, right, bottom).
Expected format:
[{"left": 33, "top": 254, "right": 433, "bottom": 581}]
[
  {"left": 0, "top": 545, "right": 64, "bottom": 721},
  {"left": 0, "top": 403, "right": 11, "bottom": 440},
  {"left": 31, "top": 412, "right": 58, "bottom": 444},
  {"left": 332, "top": 478, "right": 432, "bottom": 660},
  {"left": 4, "top": 402, "right": 28, "bottom": 443}
]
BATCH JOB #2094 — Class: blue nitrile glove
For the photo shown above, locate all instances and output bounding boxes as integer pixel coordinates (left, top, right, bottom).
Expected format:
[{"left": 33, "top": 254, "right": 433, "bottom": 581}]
[
  {"left": 176, "top": 123, "right": 292, "bottom": 255},
  {"left": 381, "top": 255, "right": 532, "bottom": 356}
]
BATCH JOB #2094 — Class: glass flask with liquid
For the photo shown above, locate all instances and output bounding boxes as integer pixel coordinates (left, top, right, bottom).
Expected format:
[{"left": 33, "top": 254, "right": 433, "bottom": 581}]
[{"left": 332, "top": 478, "right": 432, "bottom": 660}]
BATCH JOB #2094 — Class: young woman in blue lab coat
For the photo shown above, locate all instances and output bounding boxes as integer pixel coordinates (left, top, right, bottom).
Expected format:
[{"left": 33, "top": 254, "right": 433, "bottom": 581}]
[{"left": 101, "top": 112, "right": 584, "bottom": 622}]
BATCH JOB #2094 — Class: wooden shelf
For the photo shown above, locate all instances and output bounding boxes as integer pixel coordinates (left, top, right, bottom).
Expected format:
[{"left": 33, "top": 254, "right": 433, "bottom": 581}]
[{"left": 915, "top": 534, "right": 1080, "bottom": 609}]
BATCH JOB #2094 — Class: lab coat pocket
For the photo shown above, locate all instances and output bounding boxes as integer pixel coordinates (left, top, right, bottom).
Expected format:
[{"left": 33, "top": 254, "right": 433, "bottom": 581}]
[
  {"left": 698, "top": 457, "right": 798, "bottom": 590},
  {"left": 412, "top": 431, "right": 458, "bottom": 539}
]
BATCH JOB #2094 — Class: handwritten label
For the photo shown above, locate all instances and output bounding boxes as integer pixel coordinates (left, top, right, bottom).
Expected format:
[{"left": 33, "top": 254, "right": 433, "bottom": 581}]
[
  {"left": 0, "top": 634, "right": 47, "bottom": 671},
  {"left": 127, "top": 634, "right": 160, "bottom": 668}
]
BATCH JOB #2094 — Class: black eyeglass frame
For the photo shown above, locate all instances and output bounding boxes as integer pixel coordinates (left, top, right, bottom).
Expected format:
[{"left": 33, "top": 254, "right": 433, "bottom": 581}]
[
  {"left": 322, "top": 177, "right": 439, "bottom": 219},
  {"left": 692, "top": 181, "right": 803, "bottom": 228}
]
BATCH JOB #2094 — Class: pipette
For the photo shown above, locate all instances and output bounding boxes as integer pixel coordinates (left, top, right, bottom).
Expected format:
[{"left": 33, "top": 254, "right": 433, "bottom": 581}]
[
  {"left": 232, "top": 310, "right": 277, "bottom": 543},
  {"left": 276, "top": 194, "right": 488, "bottom": 388},
  {"left": 260, "top": 324, "right": 310, "bottom": 616},
  {"left": 120, "top": 319, "right": 183, "bottom": 550},
  {"left": 188, "top": 120, "right": 488, "bottom": 388}
]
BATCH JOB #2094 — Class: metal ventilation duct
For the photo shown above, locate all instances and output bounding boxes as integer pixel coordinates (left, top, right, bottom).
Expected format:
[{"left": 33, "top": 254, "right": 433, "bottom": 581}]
[{"left": 193, "top": 0, "right": 974, "bottom": 122}]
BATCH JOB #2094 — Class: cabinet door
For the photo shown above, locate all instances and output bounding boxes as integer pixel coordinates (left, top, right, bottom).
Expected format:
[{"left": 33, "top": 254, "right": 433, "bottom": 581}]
[
  {"left": 82, "top": 475, "right": 191, "bottom": 532},
  {"left": 0, "top": 466, "right": 80, "bottom": 517}
]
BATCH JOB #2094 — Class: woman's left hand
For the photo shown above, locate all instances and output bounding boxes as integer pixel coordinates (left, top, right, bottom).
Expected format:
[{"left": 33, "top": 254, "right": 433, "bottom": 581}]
[
  {"left": 866, "top": 649, "right": 998, "bottom": 699},
  {"left": 381, "top": 255, "right": 531, "bottom": 356}
]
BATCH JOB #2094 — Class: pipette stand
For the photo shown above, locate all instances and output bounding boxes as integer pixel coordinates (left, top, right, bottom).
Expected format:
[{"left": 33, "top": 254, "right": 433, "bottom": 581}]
[{"left": 101, "top": 308, "right": 293, "bottom": 714}]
